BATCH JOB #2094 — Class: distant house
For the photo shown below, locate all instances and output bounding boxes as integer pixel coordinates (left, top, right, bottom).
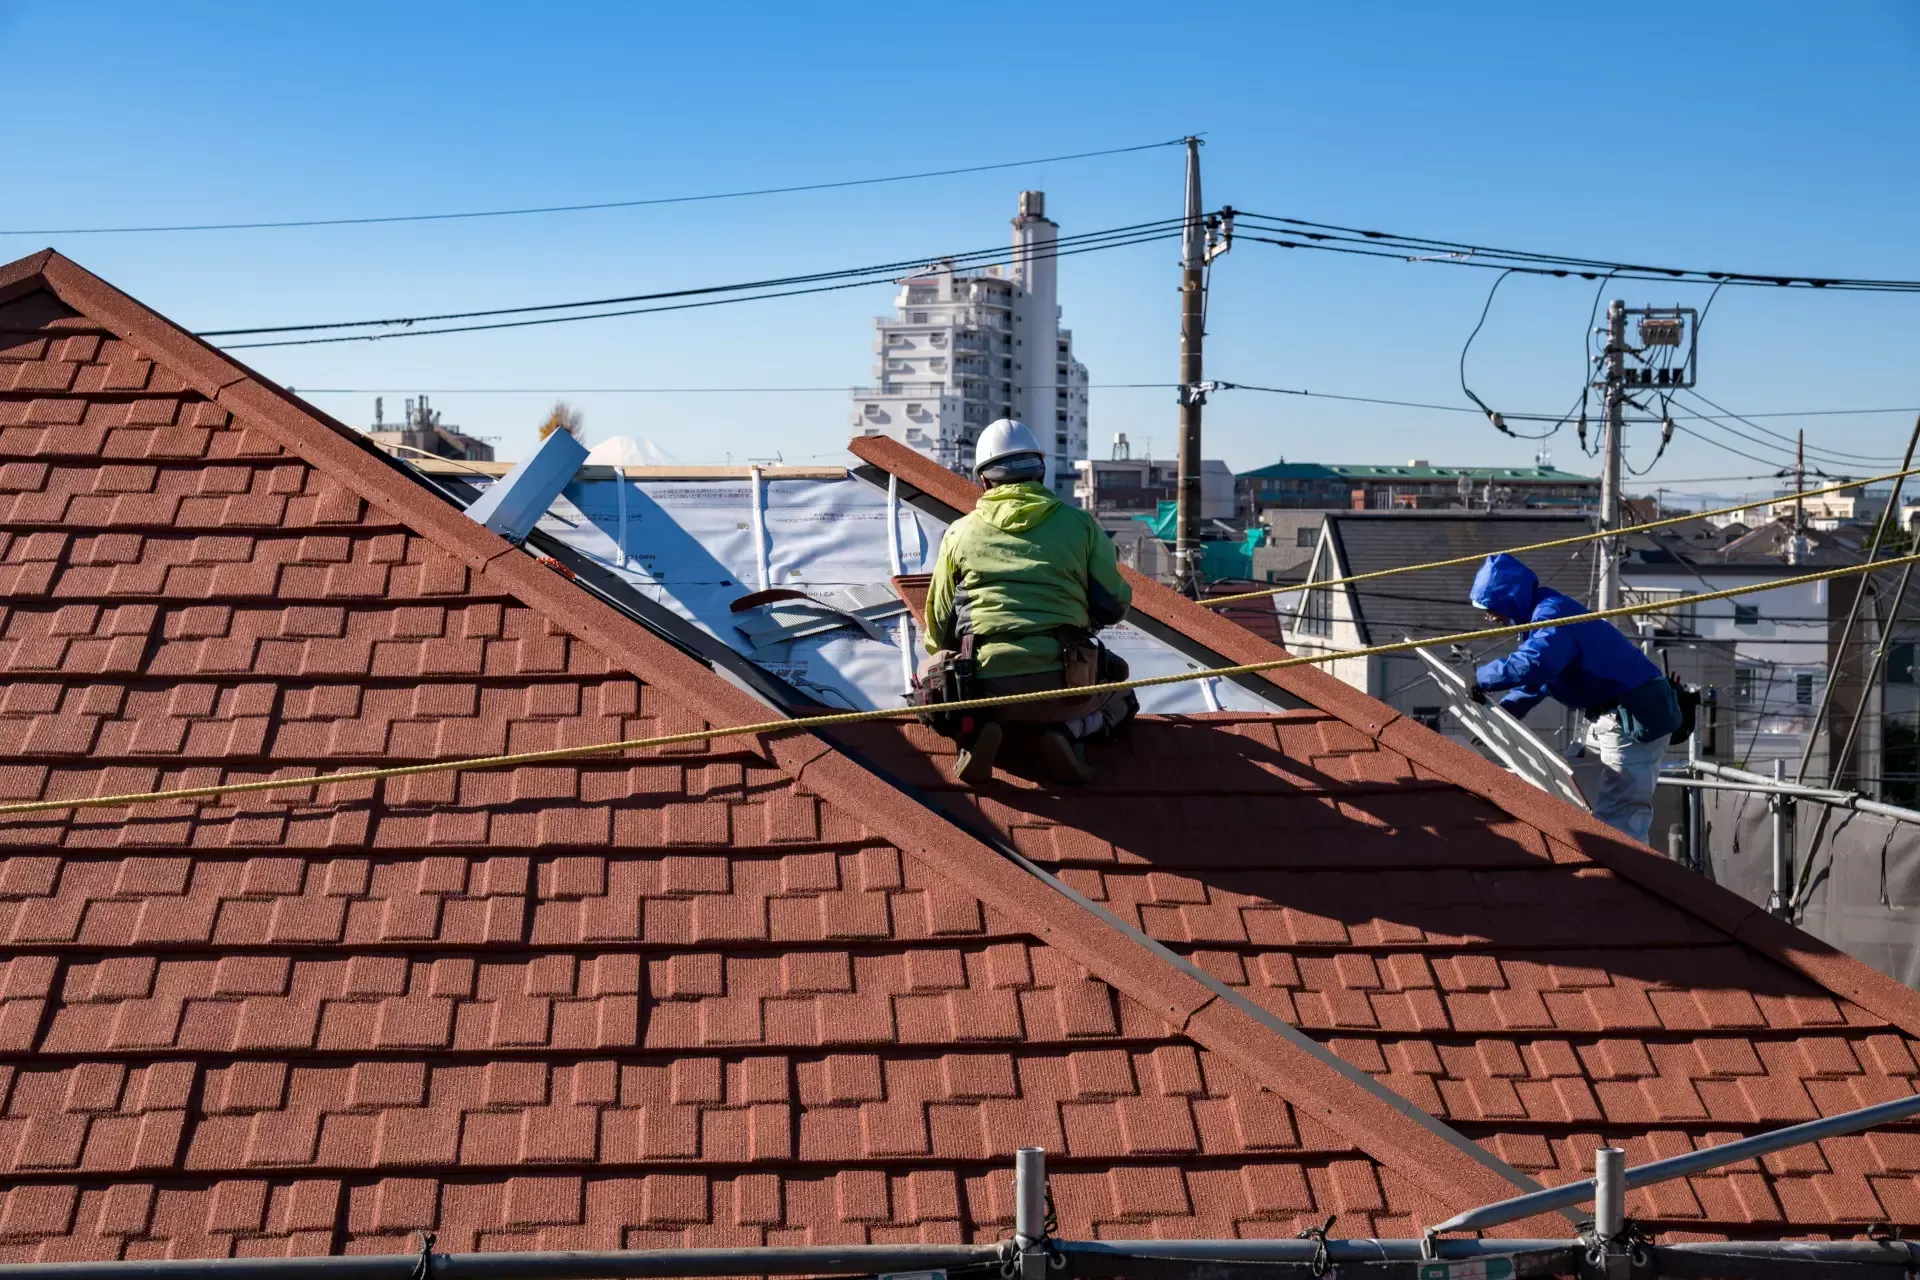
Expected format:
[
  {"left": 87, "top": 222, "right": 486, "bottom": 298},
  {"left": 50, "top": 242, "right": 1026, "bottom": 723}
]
[
  {"left": 1239, "top": 459, "right": 1597, "bottom": 515},
  {"left": 1279, "top": 511, "right": 1594, "bottom": 752}
]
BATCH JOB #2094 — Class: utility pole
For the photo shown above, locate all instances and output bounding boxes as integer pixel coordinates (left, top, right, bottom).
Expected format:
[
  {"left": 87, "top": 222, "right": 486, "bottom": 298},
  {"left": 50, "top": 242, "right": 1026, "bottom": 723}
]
[
  {"left": 1597, "top": 299, "right": 1627, "bottom": 611},
  {"left": 1795, "top": 428, "right": 1807, "bottom": 534},
  {"left": 1174, "top": 136, "right": 1207, "bottom": 595}
]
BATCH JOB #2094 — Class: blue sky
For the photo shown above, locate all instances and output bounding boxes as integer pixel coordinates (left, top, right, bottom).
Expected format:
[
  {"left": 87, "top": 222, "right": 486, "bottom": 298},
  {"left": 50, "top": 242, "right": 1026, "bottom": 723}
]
[{"left": 4, "top": 3, "right": 1917, "bottom": 501}]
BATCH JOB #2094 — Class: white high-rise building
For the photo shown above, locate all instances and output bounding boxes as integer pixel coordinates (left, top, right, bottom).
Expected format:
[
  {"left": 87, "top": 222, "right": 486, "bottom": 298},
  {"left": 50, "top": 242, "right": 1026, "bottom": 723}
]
[{"left": 851, "top": 191, "right": 1090, "bottom": 501}]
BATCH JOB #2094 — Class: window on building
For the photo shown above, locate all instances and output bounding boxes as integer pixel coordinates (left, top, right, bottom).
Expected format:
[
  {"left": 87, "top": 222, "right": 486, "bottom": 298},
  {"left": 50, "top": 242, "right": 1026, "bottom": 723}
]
[
  {"left": 1734, "top": 667, "right": 1758, "bottom": 706},
  {"left": 1891, "top": 642, "right": 1916, "bottom": 685},
  {"left": 1413, "top": 706, "right": 1443, "bottom": 731},
  {"left": 1296, "top": 581, "right": 1333, "bottom": 637},
  {"left": 911, "top": 312, "right": 927, "bottom": 323},
  {"left": 1796, "top": 672, "right": 1815, "bottom": 705},
  {"left": 1621, "top": 585, "right": 1696, "bottom": 636},
  {"left": 1733, "top": 603, "right": 1760, "bottom": 625},
  {"left": 1295, "top": 528, "right": 1317, "bottom": 548}
]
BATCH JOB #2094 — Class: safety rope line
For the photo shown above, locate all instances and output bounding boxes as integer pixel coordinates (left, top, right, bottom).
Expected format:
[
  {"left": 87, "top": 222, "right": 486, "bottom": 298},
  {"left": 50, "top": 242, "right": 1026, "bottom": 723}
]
[
  {"left": 4, "top": 552, "right": 1917, "bottom": 819},
  {"left": 1201, "top": 463, "right": 1920, "bottom": 609}
]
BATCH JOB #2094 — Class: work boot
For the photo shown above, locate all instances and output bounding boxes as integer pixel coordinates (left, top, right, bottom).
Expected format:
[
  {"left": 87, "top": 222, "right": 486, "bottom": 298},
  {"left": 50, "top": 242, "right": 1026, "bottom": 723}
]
[
  {"left": 1035, "top": 729, "right": 1096, "bottom": 784},
  {"left": 953, "top": 721, "right": 1004, "bottom": 785}
]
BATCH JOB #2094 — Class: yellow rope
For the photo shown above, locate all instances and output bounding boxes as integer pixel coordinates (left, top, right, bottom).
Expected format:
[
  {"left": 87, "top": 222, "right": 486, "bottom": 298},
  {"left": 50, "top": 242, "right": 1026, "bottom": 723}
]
[
  {"left": 1201, "top": 463, "right": 1920, "bottom": 609},
  {"left": 4, "top": 551, "right": 1917, "bottom": 819}
]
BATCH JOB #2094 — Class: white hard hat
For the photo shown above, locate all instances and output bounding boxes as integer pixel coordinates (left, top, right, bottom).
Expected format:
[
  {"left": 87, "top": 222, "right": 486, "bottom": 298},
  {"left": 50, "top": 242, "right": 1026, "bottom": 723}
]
[{"left": 973, "top": 418, "right": 1043, "bottom": 475}]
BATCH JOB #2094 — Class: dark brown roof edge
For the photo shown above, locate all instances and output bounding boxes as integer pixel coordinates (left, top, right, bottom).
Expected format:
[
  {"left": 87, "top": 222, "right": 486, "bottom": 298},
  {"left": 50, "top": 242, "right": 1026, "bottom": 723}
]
[
  {"left": 0, "top": 250, "right": 1539, "bottom": 1224},
  {"left": 847, "top": 434, "right": 1920, "bottom": 1044}
]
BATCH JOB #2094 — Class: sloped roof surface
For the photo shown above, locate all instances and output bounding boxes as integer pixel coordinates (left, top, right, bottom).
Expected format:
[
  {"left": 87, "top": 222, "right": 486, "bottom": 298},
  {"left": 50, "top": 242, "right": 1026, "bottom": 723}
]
[
  {"left": 0, "top": 252, "right": 1523, "bottom": 1260},
  {"left": 1322, "top": 512, "right": 1593, "bottom": 644},
  {"left": 850, "top": 435, "right": 1920, "bottom": 1240},
  {"left": 1, "top": 250, "right": 1917, "bottom": 1261}
]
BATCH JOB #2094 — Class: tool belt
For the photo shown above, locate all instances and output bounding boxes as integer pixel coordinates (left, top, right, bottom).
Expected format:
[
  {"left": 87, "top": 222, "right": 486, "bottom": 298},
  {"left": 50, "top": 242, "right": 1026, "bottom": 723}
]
[
  {"left": 914, "top": 629, "right": 1111, "bottom": 737},
  {"left": 913, "top": 634, "right": 981, "bottom": 738},
  {"left": 1057, "top": 625, "right": 1102, "bottom": 689}
]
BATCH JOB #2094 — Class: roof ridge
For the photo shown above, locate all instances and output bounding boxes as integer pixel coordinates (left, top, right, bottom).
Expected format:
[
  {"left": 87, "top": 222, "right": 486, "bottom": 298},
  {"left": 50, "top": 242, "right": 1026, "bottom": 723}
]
[
  {"left": 7, "top": 249, "right": 1553, "bottom": 1227},
  {"left": 847, "top": 435, "right": 1920, "bottom": 1056}
]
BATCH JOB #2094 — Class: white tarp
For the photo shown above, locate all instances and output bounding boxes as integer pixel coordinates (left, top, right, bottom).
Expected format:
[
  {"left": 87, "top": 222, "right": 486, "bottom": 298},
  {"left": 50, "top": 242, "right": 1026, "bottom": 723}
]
[{"left": 511, "top": 469, "right": 1287, "bottom": 715}]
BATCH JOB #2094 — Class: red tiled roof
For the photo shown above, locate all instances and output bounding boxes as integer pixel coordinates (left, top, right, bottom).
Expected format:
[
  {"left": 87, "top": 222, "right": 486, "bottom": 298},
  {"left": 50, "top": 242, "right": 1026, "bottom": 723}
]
[
  {"left": 846, "top": 434, "right": 1920, "bottom": 1239},
  {"left": 0, "top": 248, "right": 1915, "bottom": 1262},
  {"left": 1200, "top": 583, "right": 1287, "bottom": 648},
  {"left": 0, "top": 252, "right": 1529, "bottom": 1260}
]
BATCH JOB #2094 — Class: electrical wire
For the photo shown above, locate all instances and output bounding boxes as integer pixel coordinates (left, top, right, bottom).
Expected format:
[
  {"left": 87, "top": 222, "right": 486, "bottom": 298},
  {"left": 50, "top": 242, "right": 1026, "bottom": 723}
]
[
  {"left": 203, "top": 217, "right": 1186, "bottom": 338},
  {"left": 1673, "top": 411, "right": 1887, "bottom": 472},
  {"left": 1678, "top": 387, "right": 1900, "bottom": 464},
  {"left": 1234, "top": 212, "right": 1920, "bottom": 293},
  {"left": 1457, "top": 269, "right": 1548, "bottom": 438},
  {"left": 293, "top": 383, "right": 1179, "bottom": 394},
  {"left": 217, "top": 227, "right": 1183, "bottom": 349},
  {"left": 2, "top": 138, "right": 1188, "bottom": 237}
]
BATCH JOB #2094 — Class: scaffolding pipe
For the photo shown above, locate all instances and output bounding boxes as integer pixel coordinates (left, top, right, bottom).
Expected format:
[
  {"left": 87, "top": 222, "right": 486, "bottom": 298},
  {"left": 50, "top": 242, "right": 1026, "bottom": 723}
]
[
  {"left": 7, "top": 1239, "right": 1920, "bottom": 1280},
  {"left": 1593, "top": 1147, "right": 1625, "bottom": 1238},
  {"left": 1769, "top": 759, "right": 1791, "bottom": 915},
  {"left": 1689, "top": 758, "right": 1920, "bottom": 825},
  {"left": 1430, "top": 1090, "right": 1920, "bottom": 1235},
  {"left": 1658, "top": 778, "right": 1807, "bottom": 798},
  {"left": 0, "top": 1245, "right": 1009, "bottom": 1280},
  {"left": 1686, "top": 729, "right": 1704, "bottom": 870},
  {"left": 1016, "top": 1145, "right": 1048, "bottom": 1245}
]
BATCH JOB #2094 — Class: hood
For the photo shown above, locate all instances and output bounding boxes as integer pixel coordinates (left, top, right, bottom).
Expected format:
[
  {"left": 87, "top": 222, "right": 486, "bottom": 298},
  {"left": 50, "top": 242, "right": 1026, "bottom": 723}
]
[
  {"left": 974, "top": 481, "right": 1063, "bottom": 534},
  {"left": 1470, "top": 552, "right": 1541, "bottom": 622}
]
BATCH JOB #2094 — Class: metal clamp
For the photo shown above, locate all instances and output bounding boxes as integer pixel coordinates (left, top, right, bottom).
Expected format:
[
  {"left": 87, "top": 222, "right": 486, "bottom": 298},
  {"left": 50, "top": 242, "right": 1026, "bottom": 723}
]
[
  {"left": 410, "top": 1233, "right": 437, "bottom": 1280},
  {"left": 1297, "top": 1215, "right": 1337, "bottom": 1279}
]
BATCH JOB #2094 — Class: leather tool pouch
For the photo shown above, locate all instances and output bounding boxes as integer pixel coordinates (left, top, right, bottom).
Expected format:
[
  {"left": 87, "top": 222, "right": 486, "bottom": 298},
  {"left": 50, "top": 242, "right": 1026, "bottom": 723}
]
[
  {"left": 1058, "top": 627, "right": 1100, "bottom": 689},
  {"left": 913, "top": 635, "right": 979, "bottom": 738}
]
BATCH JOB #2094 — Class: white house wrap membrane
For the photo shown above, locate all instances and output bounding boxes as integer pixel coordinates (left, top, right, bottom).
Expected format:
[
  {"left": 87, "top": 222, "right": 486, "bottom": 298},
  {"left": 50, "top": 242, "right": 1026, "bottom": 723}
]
[{"left": 522, "top": 469, "right": 1289, "bottom": 715}]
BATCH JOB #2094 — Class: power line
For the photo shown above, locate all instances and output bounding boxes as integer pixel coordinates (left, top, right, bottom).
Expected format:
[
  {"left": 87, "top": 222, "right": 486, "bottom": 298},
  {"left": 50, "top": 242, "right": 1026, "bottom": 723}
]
[
  {"left": 1672, "top": 409, "right": 1897, "bottom": 471},
  {"left": 1234, "top": 212, "right": 1920, "bottom": 293},
  {"left": 201, "top": 217, "right": 1186, "bottom": 338},
  {"left": 291, "top": 383, "right": 1178, "bottom": 394},
  {"left": 1677, "top": 387, "right": 1903, "bottom": 463},
  {"left": 2, "top": 139, "right": 1188, "bottom": 237},
  {"left": 216, "top": 226, "right": 1183, "bottom": 349}
]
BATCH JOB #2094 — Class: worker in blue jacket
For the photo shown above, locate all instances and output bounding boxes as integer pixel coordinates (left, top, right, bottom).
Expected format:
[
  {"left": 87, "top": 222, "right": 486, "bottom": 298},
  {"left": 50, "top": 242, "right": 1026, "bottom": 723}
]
[{"left": 1468, "top": 553, "right": 1681, "bottom": 843}]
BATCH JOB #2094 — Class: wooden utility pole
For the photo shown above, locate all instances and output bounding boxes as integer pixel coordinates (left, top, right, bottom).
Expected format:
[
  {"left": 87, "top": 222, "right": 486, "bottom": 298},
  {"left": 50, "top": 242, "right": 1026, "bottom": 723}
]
[{"left": 1174, "top": 136, "right": 1207, "bottom": 595}]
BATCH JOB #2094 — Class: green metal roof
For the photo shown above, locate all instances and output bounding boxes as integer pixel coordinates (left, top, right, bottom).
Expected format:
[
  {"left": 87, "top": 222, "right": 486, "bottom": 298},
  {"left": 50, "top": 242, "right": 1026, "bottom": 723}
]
[{"left": 1238, "top": 461, "right": 1596, "bottom": 482}]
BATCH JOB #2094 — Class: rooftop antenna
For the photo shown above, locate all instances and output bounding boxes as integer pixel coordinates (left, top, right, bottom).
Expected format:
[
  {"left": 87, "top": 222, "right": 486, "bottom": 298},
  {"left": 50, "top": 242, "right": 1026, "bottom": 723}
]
[{"left": 374, "top": 397, "right": 383, "bottom": 429}]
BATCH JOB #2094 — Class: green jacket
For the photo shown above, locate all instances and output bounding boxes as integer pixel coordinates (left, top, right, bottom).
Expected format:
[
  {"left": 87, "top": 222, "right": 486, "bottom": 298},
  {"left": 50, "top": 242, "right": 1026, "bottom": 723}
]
[{"left": 924, "top": 481, "right": 1132, "bottom": 677}]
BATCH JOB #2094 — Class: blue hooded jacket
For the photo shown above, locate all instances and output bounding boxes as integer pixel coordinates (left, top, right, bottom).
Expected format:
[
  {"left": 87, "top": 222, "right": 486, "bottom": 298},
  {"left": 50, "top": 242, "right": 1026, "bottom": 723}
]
[{"left": 1470, "top": 553, "right": 1668, "bottom": 722}]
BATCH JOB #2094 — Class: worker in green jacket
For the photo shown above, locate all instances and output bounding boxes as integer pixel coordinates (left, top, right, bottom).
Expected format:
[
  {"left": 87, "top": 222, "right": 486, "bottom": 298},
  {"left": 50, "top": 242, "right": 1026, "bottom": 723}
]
[{"left": 923, "top": 419, "right": 1135, "bottom": 784}]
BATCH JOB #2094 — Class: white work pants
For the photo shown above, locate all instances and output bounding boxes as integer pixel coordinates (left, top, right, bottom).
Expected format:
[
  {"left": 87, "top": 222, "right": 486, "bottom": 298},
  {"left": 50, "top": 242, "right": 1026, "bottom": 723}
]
[{"left": 1584, "top": 712, "right": 1667, "bottom": 844}]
